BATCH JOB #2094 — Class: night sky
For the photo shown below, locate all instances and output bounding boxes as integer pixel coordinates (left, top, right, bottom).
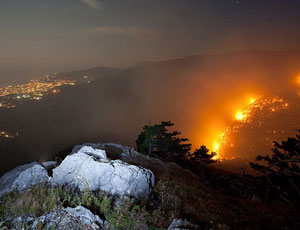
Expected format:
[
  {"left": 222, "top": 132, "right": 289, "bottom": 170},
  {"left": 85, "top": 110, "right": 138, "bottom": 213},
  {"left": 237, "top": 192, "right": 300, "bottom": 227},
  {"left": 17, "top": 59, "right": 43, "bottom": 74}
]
[{"left": 1, "top": 0, "right": 300, "bottom": 85}]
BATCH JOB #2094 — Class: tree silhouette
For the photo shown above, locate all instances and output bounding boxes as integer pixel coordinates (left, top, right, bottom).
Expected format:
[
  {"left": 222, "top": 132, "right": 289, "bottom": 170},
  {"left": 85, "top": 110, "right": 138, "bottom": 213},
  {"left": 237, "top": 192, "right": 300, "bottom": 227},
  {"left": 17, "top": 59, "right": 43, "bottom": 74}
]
[
  {"left": 136, "top": 121, "right": 191, "bottom": 159},
  {"left": 250, "top": 130, "right": 300, "bottom": 205},
  {"left": 189, "top": 145, "right": 217, "bottom": 164}
]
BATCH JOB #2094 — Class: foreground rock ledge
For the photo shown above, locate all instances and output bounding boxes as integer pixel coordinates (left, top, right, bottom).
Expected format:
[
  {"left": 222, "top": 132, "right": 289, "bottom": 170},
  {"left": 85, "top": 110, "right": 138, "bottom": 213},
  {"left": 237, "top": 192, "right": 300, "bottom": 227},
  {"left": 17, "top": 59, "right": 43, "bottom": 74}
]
[
  {"left": 12, "top": 206, "right": 107, "bottom": 230},
  {"left": 52, "top": 145, "right": 155, "bottom": 199},
  {"left": 0, "top": 162, "right": 49, "bottom": 196}
]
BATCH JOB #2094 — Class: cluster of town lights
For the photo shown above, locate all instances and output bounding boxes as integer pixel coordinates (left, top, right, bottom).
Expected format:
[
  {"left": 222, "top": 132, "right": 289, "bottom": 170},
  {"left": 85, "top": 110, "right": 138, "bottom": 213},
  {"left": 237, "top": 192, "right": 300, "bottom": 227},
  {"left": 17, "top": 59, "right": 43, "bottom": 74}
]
[
  {"left": 0, "top": 131, "right": 14, "bottom": 139},
  {"left": 0, "top": 78, "right": 77, "bottom": 109}
]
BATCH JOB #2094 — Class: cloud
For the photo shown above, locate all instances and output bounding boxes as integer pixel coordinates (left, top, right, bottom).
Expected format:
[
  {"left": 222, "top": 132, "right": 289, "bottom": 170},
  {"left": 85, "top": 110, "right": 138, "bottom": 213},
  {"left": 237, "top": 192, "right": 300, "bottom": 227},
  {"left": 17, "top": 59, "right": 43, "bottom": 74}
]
[
  {"left": 90, "top": 26, "right": 159, "bottom": 40},
  {"left": 80, "top": 0, "right": 102, "bottom": 9}
]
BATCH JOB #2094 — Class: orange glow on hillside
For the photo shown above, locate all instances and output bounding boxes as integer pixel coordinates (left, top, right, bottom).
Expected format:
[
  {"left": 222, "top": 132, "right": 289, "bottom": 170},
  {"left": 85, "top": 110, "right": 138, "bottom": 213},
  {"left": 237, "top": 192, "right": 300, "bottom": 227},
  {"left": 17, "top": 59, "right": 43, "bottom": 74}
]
[
  {"left": 213, "top": 142, "right": 220, "bottom": 153},
  {"left": 295, "top": 75, "right": 300, "bottom": 96},
  {"left": 249, "top": 97, "right": 257, "bottom": 104},
  {"left": 235, "top": 110, "right": 247, "bottom": 121},
  {"left": 209, "top": 95, "right": 290, "bottom": 160},
  {"left": 234, "top": 97, "right": 257, "bottom": 121},
  {"left": 211, "top": 95, "right": 260, "bottom": 159},
  {"left": 296, "top": 75, "right": 300, "bottom": 85},
  {"left": 191, "top": 74, "right": 300, "bottom": 162},
  {"left": 194, "top": 94, "right": 261, "bottom": 160}
]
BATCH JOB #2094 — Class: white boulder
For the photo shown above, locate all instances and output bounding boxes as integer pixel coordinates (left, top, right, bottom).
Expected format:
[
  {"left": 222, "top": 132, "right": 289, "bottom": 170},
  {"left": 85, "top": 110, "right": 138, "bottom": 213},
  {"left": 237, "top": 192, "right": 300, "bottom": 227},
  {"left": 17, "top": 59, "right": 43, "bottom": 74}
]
[
  {"left": 168, "top": 219, "right": 190, "bottom": 230},
  {"left": 76, "top": 145, "right": 107, "bottom": 159},
  {"left": 52, "top": 145, "right": 154, "bottom": 199},
  {"left": 0, "top": 162, "right": 49, "bottom": 196},
  {"left": 64, "top": 206, "right": 106, "bottom": 227},
  {"left": 42, "top": 161, "right": 57, "bottom": 171},
  {"left": 99, "top": 143, "right": 135, "bottom": 157},
  {"left": 12, "top": 206, "right": 107, "bottom": 230}
]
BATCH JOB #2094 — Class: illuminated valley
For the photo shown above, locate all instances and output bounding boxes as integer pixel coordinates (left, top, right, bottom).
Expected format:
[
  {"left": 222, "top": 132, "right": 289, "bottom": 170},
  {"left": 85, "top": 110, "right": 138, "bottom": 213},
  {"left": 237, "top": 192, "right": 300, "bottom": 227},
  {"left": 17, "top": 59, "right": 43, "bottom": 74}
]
[
  {"left": 0, "top": 131, "right": 14, "bottom": 139},
  {"left": 0, "top": 75, "right": 92, "bottom": 109}
]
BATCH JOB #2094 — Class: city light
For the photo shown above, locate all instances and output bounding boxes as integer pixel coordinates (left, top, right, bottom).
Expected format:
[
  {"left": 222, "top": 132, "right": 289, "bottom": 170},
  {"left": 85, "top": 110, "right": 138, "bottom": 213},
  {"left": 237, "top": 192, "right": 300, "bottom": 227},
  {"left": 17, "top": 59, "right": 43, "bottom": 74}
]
[{"left": 0, "top": 75, "right": 92, "bottom": 109}]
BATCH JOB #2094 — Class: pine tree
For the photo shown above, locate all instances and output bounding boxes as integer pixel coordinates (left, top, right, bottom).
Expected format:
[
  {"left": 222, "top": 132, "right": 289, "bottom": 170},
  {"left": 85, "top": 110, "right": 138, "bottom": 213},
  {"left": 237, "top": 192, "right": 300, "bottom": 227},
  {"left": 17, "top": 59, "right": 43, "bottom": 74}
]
[
  {"left": 250, "top": 130, "right": 300, "bottom": 205},
  {"left": 189, "top": 145, "right": 217, "bottom": 164},
  {"left": 136, "top": 121, "right": 191, "bottom": 159}
]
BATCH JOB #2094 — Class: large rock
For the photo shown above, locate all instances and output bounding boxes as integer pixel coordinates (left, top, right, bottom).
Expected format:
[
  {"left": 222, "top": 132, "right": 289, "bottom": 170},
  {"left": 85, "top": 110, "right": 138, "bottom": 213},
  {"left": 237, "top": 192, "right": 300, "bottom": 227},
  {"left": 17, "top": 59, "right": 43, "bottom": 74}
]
[
  {"left": 99, "top": 143, "right": 135, "bottom": 158},
  {"left": 0, "top": 162, "right": 49, "bottom": 196},
  {"left": 64, "top": 206, "right": 106, "bottom": 227},
  {"left": 71, "top": 143, "right": 102, "bottom": 155},
  {"left": 42, "top": 161, "right": 57, "bottom": 170},
  {"left": 168, "top": 219, "right": 190, "bottom": 230},
  {"left": 12, "top": 206, "right": 107, "bottom": 230},
  {"left": 52, "top": 145, "right": 154, "bottom": 199}
]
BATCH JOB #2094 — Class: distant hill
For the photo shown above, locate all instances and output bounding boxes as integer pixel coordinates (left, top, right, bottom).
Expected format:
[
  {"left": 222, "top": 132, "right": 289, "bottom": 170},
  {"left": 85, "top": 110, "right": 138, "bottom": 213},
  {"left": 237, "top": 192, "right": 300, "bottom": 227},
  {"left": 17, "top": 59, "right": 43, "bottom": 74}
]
[{"left": 55, "top": 66, "right": 123, "bottom": 81}]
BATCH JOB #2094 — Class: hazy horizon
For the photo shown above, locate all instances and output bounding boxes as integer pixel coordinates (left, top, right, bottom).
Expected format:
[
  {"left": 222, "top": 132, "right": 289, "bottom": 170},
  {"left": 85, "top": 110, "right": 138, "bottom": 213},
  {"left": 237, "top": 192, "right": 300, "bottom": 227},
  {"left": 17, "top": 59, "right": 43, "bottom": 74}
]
[
  {"left": 1, "top": 48, "right": 300, "bottom": 87},
  {"left": 1, "top": 0, "right": 300, "bottom": 85}
]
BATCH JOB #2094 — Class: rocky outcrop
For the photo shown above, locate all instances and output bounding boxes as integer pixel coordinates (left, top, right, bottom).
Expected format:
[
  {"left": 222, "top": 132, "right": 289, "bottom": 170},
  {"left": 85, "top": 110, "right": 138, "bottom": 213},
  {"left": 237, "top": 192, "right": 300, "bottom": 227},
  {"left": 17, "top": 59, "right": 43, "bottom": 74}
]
[
  {"left": 0, "top": 162, "right": 49, "bottom": 196},
  {"left": 12, "top": 206, "right": 107, "bottom": 230},
  {"left": 73, "top": 145, "right": 107, "bottom": 159},
  {"left": 42, "top": 161, "right": 57, "bottom": 170},
  {"left": 71, "top": 143, "right": 102, "bottom": 155},
  {"left": 52, "top": 145, "right": 154, "bottom": 199},
  {"left": 99, "top": 143, "right": 137, "bottom": 158},
  {"left": 168, "top": 219, "right": 190, "bottom": 230},
  {"left": 64, "top": 206, "right": 107, "bottom": 228}
]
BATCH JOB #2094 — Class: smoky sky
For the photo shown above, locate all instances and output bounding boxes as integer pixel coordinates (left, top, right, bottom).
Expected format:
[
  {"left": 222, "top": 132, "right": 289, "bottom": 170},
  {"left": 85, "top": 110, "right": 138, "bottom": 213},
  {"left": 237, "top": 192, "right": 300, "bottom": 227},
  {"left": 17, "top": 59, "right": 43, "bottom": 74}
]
[{"left": 0, "top": 0, "right": 300, "bottom": 85}]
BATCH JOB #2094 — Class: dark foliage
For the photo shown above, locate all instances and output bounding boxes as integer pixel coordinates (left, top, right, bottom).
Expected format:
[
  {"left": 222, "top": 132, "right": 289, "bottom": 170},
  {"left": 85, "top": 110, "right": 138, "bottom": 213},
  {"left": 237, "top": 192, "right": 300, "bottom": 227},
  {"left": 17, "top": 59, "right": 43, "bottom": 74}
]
[
  {"left": 136, "top": 121, "right": 191, "bottom": 160},
  {"left": 250, "top": 130, "right": 300, "bottom": 206},
  {"left": 188, "top": 145, "right": 217, "bottom": 164}
]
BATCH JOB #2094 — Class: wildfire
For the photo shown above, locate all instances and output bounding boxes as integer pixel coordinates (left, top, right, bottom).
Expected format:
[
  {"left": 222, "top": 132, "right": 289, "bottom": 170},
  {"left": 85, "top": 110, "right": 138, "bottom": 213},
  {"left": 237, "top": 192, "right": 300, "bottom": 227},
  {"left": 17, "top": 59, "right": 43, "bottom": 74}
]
[
  {"left": 295, "top": 75, "right": 300, "bottom": 96},
  {"left": 296, "top": 75, "right": 300, "bottom": 85},
  {"left": 211, "top": 96, "right": 289, "bottom": 159},
  {"left": 212, "top": 154, "right": 218, "bottom": 160},
  {"left": 213, "top": 142, "right": 220, "bottom": 153},
  {"left": 235, "top": 110, "right": 247, "bottom": 121},
  {"left": 234, "top": 97, "right": 258, "bottom": 121},
  {"left": 249, "top": 97, "right": 257, "bottom": 104}
]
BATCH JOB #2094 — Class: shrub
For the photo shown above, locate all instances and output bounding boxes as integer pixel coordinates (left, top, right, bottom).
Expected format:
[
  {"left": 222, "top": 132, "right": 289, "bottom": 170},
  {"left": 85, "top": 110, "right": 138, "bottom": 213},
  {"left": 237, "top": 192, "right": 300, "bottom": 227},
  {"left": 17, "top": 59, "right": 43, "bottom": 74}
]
[
  {"left": 0, "top": 185, "right": 59, "bottom": 218},
  {"left": 107, "top": 198, "right": 165, "bottom": 230},
  {"left": 0, "top": 184, "right": 168, "bottom": 229}
]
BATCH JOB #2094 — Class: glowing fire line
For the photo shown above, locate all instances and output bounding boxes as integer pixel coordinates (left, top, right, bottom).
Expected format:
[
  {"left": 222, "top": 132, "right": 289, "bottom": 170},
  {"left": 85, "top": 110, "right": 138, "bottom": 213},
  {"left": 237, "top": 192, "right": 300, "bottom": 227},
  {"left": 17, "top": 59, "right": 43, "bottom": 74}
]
[{"left": 212, "top": 96, "right": 289, "bottom": 160}]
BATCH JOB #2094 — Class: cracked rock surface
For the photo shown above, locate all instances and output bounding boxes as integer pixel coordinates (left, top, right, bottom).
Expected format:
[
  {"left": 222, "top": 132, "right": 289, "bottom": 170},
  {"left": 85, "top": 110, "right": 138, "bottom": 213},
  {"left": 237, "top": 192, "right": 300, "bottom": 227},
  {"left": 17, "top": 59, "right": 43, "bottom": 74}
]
[
  {"left": 0, "top": 162, "right": 49, "bottom": 197},
  {"left": 12, "top": 206, "right": 107, "bottom": 230},
  {"left": 52, "top": 145, "right": 155, "bottom": 199},
  {"left": 167, "top": 218, "right": 190, "bottom": 230}
]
